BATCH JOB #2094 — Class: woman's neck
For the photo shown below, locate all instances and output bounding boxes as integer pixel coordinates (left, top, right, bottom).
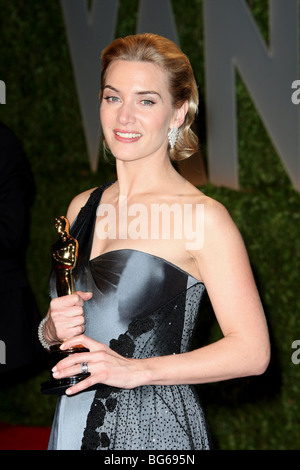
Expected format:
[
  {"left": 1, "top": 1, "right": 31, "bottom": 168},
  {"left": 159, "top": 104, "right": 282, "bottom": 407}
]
[{"left": 115, "top": 153, "right": 182, "bottom": 198}]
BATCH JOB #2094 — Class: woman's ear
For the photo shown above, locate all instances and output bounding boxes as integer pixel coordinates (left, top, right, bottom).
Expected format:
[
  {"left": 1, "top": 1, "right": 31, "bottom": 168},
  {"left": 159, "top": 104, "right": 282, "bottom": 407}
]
[{"left": 173, "top": 100, "right": 189, "bottom": 128}]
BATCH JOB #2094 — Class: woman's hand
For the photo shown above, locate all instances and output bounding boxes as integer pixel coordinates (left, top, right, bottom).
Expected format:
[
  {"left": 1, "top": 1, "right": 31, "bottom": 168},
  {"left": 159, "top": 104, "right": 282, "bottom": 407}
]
[
  {"left": 51, "top": 335, "right": 142, "bottom": 395},
  {"left": 44, "top": 291, "right": 93, "bottom": 345}
]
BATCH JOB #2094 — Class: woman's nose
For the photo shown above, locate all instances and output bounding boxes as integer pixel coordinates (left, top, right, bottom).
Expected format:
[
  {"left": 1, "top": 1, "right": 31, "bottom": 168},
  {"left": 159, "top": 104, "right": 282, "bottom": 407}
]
[{"left": 117, "top": 102, "right": 136, "bottom": 125}]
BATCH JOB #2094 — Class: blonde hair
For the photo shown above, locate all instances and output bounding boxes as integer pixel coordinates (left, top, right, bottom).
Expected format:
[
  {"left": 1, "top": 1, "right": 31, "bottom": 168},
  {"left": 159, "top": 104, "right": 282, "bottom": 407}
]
[{"left": 100, "top": 33, "right": 199, "bottom": 161}]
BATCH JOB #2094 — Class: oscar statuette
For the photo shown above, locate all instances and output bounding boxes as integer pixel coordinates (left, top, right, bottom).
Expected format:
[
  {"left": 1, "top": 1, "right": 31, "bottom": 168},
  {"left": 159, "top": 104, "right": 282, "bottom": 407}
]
[{"left": 41, "top": 216, "right": 89, "bottom": 395}]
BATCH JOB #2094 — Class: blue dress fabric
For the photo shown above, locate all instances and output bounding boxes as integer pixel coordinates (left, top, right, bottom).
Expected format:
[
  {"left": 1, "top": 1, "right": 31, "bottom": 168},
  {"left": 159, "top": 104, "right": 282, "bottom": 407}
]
[{"left": 48, "top": 184, "right": 211, "bottom": 450}]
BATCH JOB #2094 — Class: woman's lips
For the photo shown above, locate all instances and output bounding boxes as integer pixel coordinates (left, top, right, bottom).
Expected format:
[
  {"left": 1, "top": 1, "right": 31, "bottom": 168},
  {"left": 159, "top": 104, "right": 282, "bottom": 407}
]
[{"left": 114, "top": 130, "right": 142, "bottom": 143}]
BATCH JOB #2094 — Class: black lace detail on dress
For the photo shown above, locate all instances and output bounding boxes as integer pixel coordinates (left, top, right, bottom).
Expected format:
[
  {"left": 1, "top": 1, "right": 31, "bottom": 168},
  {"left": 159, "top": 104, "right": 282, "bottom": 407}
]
[
  {"left": 81, "top": 314, "right": 154, "bottom": 450},
  {"left": 109, "top": 334, "right": 135, "bottom": 358},
  {"left": 128, "top": 318, "right": 155, "bottom": 338}
]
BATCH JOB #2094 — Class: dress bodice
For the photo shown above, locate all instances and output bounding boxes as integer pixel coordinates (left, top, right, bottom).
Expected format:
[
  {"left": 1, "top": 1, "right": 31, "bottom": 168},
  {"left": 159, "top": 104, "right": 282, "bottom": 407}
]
[{"left": 84, "top": 248, "right": 204, "bottom": 357}]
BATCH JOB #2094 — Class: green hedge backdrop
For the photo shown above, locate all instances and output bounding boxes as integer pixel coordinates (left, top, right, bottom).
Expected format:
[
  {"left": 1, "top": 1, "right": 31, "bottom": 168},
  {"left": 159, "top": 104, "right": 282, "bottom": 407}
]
[{"left": 0, "top": 0, "right": 299, "bottom": 450}]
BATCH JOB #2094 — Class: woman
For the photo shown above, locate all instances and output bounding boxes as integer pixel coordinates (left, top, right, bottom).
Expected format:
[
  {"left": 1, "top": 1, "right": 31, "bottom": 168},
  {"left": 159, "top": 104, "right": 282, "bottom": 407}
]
[{"left": 40, "top": 33, "right": 270, "bottom": 450}]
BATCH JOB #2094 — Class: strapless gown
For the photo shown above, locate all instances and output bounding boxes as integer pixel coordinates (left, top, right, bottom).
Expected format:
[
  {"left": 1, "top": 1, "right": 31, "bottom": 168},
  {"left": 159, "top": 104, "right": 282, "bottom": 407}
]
[{"left": 47, "top": 184, "right": 211, "bottom": 450}]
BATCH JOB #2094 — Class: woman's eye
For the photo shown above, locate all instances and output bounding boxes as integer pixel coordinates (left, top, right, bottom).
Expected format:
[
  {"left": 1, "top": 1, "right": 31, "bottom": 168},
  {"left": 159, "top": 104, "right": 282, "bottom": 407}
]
[
  {"left": 104, "top": 96, "right": 120, "bottom": 103},
  {"left": 141, "top": 99, "right": 155, "bottom": 106}
]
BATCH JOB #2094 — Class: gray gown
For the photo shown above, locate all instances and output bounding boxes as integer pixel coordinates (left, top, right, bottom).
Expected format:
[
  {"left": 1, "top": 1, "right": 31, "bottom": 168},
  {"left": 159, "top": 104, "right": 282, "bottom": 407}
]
[{"left": 48, "top": 184, "right": 211, "bottom": 450}]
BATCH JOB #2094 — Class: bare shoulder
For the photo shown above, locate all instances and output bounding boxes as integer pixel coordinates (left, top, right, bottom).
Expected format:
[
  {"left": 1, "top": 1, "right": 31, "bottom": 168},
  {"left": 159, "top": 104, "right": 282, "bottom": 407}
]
[
  {"left": 187, "top": 189, "right": 249, "bottom": 285},
  {"left": 186, "top": 186, "right": 242, "bottom": 251},
  {"left": 66, "top": 187, "right": 98, "bottom": 225},
  {"left": 186, "top": 185, "right": 232, "bottom": 223},
  {"left": 201, "top": 193, "right": 234, "bottom": 229}
]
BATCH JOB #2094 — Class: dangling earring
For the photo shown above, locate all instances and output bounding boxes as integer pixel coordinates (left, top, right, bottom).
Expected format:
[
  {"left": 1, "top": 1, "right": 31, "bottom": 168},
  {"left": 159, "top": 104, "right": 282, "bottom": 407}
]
[{"left": 168, "top": 127, "right": 179, "bottom": 149}]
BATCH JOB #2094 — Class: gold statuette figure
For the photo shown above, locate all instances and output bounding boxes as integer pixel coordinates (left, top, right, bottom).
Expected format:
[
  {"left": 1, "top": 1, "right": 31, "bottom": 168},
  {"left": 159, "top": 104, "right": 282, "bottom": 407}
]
[
  {"left": 51, "top": 216, "right": 78, "bottom": 296},
  {"left": 41, "top": 217, "right": 89, "bottom": 395}
]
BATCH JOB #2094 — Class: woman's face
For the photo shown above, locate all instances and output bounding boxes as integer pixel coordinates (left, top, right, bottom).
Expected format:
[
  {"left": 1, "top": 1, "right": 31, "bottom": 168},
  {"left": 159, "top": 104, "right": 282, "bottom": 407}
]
[{"left": 100, "top": 60, "right": 178, "bottom": 163}]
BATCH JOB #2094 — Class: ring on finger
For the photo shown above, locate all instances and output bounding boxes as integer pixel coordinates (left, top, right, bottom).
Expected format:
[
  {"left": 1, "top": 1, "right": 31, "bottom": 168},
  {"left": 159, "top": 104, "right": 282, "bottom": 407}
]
[{"left": 81, "top": 362, "right": 89, "bottom": 374}]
